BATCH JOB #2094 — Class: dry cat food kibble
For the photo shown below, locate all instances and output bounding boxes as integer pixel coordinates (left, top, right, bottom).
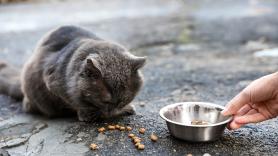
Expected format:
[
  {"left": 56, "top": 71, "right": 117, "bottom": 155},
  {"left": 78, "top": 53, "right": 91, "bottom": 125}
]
[
  {"left": 115, "top": 124, "right": 120, "bottom": 129},
  {"left": 137, "top": 144, "right": 145, "bottom": 150},
  {"left": 150, "top": 134, "right": 158, "bottom": 142},
  {"left": 133, "top": 138, "right": 141, "bottom": 144},
  {"left": 90, "top": 143, "right": 98, "bottom": 150},
  {"left": 126, "top": 126, "right": 132, "bottom": 131},
  {"left": 128, "top": 133, "right": 135, "bottom": 138},
  {"left": 139, "top": 128, "right": 146, "bottom": 134},
  {"left": 90, "top": 124, "right": 158, "bottom": 151},
  {"left": 108, "top": 125, "right": 116, "bottom": 130},
  {"left": 119, "top": 126, "right": 126, "bottom": 131},
  {"left": 132, "top": 136, "right": 141, "bottom": 141},
  {"left": 98, "top": 127, "right": 105, "bottom": 133},
  {"left": 191, "top": 120, "right": 209, "bottom": 125}
]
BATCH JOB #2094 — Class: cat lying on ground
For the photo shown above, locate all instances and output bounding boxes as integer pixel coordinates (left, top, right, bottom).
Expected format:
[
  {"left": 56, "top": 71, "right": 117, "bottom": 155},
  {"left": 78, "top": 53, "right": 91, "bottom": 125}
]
[{"left": 0, "top": 26, "right": 146, "bottom": 122}]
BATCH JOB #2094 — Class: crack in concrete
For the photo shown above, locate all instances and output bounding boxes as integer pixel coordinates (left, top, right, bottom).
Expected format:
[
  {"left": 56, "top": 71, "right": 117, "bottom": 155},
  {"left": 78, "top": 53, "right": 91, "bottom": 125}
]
[
  {"left": 25, "top": 139, "right": 44, "bottom": 156},
  {"left": 0, "top": 122, "right": 47, "bottom": 148}
]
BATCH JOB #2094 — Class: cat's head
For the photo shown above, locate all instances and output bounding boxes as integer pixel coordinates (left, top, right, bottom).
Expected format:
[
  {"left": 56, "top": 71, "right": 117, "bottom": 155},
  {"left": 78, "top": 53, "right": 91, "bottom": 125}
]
[{"left": 77, "top": 41, "right": 146, "bottom": 117}]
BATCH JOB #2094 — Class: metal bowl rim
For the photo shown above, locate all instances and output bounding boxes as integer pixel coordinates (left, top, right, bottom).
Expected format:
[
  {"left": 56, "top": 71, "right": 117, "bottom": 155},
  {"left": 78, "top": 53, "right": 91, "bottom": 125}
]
[{"left": 159, "top": 102, "right": 233, "bottom": 127}]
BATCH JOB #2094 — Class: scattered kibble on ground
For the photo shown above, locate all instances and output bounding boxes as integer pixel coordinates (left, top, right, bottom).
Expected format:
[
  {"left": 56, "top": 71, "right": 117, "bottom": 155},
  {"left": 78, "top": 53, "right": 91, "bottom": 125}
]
[
  {"left": 115, "top": 125, "right": 120, "bottom": 129},
  {"left": 134, "top": 138, "right": 141, "bottom": 144},
  {"left": 126, "top": 126, "right": 132, "bottom": 131},
  {"left": 90, "top": 143, "right": 98, "bottom": 150},
  {"left": 108, "top": 125, "right": 116, "bottom": 130},
  {"left": 139, "top": 128, "right": 146, "bottom": 134},
  {"left": 119, "top": 126, "right": 125, "bottom": 131},
  {"left": 137, "top": 144, "right": 145, "bottom": 150},
  {"left": 98, "top": 127, "right": 105, "bottom": 133},
  {"left": 132, "top": 136, "right": 140, "bottom": 141},
  {"left": 128, "top": 133, "right": 135, "bottom": 138},
  {"left": 150, "top": 134, "right": 158, "bottom": 142},
  {"left": 91, "top": 124, "right": 158, "bottom": 151}
]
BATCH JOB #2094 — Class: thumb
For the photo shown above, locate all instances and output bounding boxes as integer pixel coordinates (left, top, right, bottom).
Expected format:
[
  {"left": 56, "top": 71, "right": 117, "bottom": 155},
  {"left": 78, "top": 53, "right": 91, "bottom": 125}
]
[{"left": 222, "top": 91, "right": 250, "bottom": 116}]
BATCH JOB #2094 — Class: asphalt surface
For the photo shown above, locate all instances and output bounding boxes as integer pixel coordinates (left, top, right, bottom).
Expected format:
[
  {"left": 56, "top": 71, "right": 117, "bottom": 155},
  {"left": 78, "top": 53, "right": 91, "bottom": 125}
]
[{"left": 0, "top": 0, "right": 278, "bottom": 155}]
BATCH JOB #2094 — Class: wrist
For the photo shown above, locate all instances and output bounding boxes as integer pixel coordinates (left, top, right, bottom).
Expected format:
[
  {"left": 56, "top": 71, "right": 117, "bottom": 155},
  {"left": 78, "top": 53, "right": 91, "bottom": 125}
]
[
  {"left": 274, "top": 72, "right": 278, "bottom": 79},
  {"left": 272, "top": 72, "right": 278, "bottom": 86}
]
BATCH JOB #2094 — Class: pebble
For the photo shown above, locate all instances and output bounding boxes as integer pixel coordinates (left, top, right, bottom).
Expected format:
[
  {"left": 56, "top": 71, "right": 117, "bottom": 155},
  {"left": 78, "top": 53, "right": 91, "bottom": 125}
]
[
  {"left": 139, "top": 102, "right": 145, "bottom": 107},
  {"left": 96, "top": 133, "right": 106, "bottom": 141}
]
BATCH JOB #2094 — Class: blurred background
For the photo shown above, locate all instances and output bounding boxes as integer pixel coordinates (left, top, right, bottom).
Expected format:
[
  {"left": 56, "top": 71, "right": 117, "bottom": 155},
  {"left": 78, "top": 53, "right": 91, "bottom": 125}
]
[
  {"left": 1, "top": 0, "right": 277, "bottom": 66},
  {"left": 0, "top": 0, "right": 189, "bottom": 66},
  {"left": 0, "top": 0, "right": 278, "bottom": 155}
]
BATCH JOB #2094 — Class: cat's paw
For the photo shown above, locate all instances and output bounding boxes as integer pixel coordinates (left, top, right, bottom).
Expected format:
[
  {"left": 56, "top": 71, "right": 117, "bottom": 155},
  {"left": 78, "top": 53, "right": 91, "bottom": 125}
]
[
  {"left": 22, "top": 97, "right": 39, "bottom": 113},
  {"left": 120, "top": 104, "right": 136, "bottom": 116},
  {"left": 78, "top": 115, "right": 95, "bottom": 122},
  {"left": 77, "top": 109, "right": 99, "bottom": 122}
]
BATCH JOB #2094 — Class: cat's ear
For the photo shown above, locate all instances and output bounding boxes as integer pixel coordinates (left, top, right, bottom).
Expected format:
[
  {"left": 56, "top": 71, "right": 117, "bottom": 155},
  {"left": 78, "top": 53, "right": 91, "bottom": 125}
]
[
  {"left": 82, "top": 58, "right": 102, "bottom": 79},
  {"left": 132, "top": 56, "right": 146, "bottom": 70}
]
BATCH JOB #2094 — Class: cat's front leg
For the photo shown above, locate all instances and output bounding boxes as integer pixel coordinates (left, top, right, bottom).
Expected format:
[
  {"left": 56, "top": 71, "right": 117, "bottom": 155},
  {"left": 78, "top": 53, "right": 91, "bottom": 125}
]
[
  {"left": 77, "top": 108, "right": 100, "bottom": 122},
  {"left": 115, "top": 104, "right": 136, "bottom": 116}
]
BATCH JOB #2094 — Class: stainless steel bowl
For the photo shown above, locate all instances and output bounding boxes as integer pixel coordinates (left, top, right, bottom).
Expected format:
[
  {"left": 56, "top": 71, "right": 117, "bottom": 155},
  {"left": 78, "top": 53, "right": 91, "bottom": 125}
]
[{"left": 159, "top": 102, "right": 232, "bottom": 142}]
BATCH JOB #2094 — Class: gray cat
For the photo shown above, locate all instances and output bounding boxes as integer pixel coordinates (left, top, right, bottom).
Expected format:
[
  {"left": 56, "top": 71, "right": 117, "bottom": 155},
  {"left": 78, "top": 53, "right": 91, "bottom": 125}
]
[{"left": 0, "top": 26, "right": 146, "bottom": 122}]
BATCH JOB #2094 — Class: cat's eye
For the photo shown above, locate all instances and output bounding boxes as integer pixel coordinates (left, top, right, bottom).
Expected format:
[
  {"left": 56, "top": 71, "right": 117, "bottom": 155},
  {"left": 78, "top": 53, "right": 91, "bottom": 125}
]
[
  {"left": 80, "top": 70, "right": 101, "bottom": 80},
  {"left": 80, "top": 71, "right": 99, "bottom": 80}
]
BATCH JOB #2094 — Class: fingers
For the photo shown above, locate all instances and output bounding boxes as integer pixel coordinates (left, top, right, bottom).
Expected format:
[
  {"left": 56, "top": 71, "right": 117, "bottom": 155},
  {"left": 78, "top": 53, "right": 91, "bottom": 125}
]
[
  {"left": 236, "top": 104, "right": 252, "bottom": 116},
  {"left": 228, "top": 120, "right": 244, "bottom": 130},
  {"left": 227, "top": 105, "right": 253, "bottom": 130},
  {"left": 222, "top": 91, "right": 250, "bottom": 116},
  {"left": 235, "top": 112, "right": 266, "bottom": 124}
]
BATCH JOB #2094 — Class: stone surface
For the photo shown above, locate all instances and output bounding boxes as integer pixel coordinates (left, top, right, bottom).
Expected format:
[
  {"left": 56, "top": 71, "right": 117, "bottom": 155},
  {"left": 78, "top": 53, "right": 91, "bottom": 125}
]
[{"left": 0, "top": 0, "right": 278, "bottom": 156}]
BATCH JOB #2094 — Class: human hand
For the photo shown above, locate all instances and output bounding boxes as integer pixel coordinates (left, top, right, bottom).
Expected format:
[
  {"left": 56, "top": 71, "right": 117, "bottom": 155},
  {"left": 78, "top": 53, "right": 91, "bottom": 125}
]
[{"left": 222, "top": 72, "right": 278, "bottom": 129}]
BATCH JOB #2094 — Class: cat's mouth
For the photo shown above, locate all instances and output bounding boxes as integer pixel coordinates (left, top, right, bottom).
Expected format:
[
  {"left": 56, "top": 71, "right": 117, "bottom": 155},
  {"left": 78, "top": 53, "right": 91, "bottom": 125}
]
[
  {"left": 100, "top": 108, "right": 120, "bottom": 119},
  {"left": 100, "top": 111, "right": 113, "bottom": 118}
]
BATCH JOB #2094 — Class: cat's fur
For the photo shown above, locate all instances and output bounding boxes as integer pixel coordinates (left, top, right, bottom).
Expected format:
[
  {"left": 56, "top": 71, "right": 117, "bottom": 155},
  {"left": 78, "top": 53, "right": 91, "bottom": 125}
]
[
  {"left": 0, "top": 61, "right": 22, "bottom": 100},
  {"left": 0, "top": 25, "right": 146, "bottom": 121}
]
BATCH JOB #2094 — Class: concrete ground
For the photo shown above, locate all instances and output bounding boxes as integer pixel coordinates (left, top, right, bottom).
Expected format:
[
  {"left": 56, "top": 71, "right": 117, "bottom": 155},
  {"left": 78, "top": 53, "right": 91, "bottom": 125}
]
[{"left": 0, "top": 0, "right": 278, "bottom": 155}]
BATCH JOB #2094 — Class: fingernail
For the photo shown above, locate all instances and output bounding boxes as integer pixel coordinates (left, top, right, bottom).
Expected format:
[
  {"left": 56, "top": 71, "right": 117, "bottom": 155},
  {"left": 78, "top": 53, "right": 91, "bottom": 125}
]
[{"left": 234, "top": 117, "right": 244, "bottom": 124}]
